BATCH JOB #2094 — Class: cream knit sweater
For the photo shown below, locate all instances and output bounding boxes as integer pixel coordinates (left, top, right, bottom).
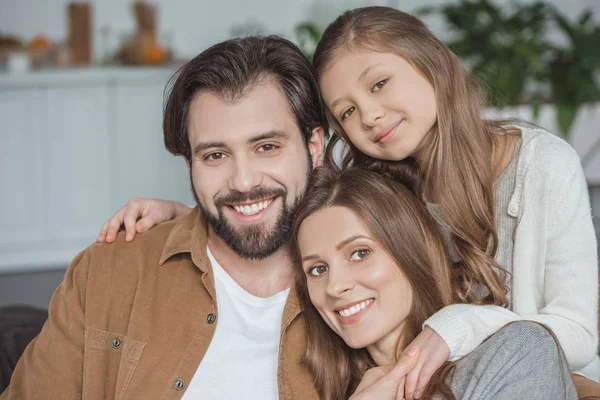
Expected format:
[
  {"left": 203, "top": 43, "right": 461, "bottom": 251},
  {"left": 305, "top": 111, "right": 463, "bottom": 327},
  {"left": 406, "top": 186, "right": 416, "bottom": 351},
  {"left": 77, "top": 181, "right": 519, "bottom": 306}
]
[{"left": 424, "top": 125, "right": 600, "bottom": 381}]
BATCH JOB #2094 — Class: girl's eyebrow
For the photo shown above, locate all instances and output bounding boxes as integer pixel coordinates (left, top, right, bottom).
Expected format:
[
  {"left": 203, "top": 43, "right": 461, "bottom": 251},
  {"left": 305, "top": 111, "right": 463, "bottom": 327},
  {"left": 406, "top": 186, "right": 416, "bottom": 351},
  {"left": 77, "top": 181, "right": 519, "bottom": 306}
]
[
  {"left": 358, "top": 62, "right": 384, "bottom": 82},
  {"left": 329, "top": 63, "right": 386, "bottom": 110}
]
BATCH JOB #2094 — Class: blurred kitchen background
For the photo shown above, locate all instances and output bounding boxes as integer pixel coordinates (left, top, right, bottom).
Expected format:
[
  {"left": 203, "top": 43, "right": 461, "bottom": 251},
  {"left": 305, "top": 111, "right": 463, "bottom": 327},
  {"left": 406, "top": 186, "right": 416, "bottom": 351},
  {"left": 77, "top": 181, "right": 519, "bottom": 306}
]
[{"left": 0, "top": 0, "right": 599, "bottom": 309}]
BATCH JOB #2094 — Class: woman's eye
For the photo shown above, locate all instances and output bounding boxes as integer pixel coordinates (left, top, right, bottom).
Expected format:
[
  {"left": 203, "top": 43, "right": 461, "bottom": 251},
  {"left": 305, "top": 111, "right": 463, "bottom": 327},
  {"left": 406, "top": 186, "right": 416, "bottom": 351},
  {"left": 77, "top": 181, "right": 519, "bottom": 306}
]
[
  {"left": 205, "top": 152, "right": 226, "bottom": 161},
  {"left": 341, "top": 106, "right": 355, "bottom": 121},
  {"left": 372, "top": 79, "right": 388, "bottom": 92},
  {"left": 350, "top": 249, "right": 370, "bottom": 261},
  {"left": 308, "top": 265, "right": 328, "bottom": 276}
]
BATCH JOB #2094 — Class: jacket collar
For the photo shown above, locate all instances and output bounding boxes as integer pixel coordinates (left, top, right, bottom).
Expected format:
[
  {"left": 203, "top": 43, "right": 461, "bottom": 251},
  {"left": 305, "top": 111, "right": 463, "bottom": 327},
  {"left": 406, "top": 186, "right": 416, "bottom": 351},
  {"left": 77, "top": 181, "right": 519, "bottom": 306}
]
[{"left": 159, "top": 207, "right": 210, "bottom": 271}]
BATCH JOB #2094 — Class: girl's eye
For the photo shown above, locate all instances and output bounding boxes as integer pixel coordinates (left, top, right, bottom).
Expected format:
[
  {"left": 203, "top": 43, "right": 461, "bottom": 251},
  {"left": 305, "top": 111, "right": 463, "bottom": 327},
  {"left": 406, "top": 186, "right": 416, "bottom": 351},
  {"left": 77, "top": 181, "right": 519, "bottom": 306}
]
[
  {"left": 372, "top": 79, "right": 388, "bottom": 92},
  {"left": 205, "top": 152, "right": 226, "bottom": 161},
  {"left": 350, "top": 249, "right": 370, "bottom": 261},
  {"left": 258, "top": 143, "right": 278, "bottom": 152},
  {"left": 308, "top": 265, "right": 328, "bottom": 276},
  {"left": 341, "top": 106, "right": 355, "bottom": 121}
]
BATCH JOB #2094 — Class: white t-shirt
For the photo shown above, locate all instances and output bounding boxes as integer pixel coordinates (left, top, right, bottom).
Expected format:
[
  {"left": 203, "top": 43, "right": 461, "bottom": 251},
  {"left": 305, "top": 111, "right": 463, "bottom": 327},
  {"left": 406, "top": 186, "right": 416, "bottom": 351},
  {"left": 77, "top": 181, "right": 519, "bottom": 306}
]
[{"left": 181, "top": 247, "right": 290, "bottom": 399}]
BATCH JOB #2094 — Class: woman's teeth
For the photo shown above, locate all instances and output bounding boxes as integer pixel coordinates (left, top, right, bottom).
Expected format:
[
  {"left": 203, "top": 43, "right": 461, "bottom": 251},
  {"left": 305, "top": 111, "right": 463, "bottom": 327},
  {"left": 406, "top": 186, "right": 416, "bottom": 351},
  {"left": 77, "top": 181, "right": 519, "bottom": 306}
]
[
  {"left": 338, "top": 299, "right": 373, "bottom": 317},
  {"left": 232, "top": 199, "right": 273, "bottom": 216}
]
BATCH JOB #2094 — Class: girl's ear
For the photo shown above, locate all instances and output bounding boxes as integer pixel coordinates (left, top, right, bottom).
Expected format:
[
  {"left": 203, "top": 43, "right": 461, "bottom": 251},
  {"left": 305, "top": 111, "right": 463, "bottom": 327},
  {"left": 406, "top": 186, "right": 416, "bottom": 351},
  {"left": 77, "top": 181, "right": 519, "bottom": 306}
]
[{"left": 308, "top": 127, "right": 326, "bottom": 168}]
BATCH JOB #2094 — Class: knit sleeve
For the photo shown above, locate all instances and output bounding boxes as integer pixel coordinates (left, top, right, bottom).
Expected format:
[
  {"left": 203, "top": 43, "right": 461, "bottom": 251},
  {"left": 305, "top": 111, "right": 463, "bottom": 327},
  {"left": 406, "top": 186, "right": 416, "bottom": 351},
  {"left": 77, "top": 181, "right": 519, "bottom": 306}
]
[
  {"left": 527, "top": 154, "right": 598, "bottom": 370},
  {"left": 423, "top": 304, "right": 519, "bottom": 360},
  {"left": 425, "top": 148, "right": 598, "bottom": 371}
]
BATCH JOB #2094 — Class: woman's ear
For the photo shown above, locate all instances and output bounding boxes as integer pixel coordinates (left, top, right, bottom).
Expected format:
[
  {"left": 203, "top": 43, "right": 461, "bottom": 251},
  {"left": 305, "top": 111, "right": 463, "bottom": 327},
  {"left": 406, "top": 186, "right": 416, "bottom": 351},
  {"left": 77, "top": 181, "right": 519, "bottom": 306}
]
[{"left": 308, "top": 126, "right": 326, "bottom": 168}]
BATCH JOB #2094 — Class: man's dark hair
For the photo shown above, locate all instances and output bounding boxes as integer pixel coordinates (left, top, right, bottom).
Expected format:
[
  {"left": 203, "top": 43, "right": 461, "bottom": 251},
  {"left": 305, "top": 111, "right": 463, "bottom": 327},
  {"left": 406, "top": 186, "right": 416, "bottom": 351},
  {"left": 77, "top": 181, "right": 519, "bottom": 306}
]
[{"left": 163, "top": 35, "right": 328, "bottom": 161}]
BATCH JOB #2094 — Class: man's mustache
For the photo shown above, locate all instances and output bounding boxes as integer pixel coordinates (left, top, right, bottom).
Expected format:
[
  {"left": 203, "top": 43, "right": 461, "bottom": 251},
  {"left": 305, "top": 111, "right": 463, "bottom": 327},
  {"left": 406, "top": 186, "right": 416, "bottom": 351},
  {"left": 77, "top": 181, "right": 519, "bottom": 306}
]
[{"left": 215, "top": 187, "right": 285, "bottom": 207}]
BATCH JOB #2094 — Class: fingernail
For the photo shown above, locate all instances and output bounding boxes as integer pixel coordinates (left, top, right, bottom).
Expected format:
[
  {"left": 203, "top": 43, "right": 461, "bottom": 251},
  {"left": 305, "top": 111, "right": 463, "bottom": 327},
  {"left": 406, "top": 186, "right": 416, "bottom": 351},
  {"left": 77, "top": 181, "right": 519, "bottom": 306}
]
[
  {"left": 406, "top": 346, "right": 419, "bottom": 357},
  {"left": 414, "top": 390, "right": 422, "bottom": 398}
]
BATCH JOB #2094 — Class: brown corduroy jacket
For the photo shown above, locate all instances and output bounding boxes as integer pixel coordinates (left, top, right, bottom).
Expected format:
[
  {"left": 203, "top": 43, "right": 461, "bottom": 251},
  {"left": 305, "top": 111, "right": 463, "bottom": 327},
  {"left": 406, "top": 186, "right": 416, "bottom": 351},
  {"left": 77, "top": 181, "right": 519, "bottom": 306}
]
[{"left": 1, "top": 208, "right": 318, "bottom": 400}]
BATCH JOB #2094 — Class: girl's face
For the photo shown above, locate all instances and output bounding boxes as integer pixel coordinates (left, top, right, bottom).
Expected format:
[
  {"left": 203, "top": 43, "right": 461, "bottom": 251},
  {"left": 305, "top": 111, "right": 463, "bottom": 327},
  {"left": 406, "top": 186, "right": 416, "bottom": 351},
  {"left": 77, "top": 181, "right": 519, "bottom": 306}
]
[
  {"left": 297, "top": 205, "right": 413, "bottom": 354},
  {"left": 319, "top": 50, "right": 437, "bottom": 162}
]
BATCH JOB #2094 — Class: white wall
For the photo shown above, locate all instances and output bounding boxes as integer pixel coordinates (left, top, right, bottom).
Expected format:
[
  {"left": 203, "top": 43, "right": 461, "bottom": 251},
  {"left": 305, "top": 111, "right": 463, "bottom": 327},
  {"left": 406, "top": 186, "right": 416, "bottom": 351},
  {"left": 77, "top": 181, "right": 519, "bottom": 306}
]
[{"left": 1, "top": 0, "right": 599, "bottom": 60}]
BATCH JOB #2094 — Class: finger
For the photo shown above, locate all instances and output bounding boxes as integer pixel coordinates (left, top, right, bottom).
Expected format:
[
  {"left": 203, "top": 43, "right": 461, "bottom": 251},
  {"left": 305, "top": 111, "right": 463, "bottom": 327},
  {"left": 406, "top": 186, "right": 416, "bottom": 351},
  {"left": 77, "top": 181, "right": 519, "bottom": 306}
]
[
  {"left": 123, "top": 207, "right": 142, "bottom": 242},
  {"left": 354, "top": 366, "right": 389, "bottom": 393},
  {"left": 105, "top": 208, "right": 127, "bottom": 243},
  {"left": 414, "top": 365, "right": 436, "bottom": 399},
  {"left": 380, "top": 346, "right": 420, "bottom": 387},
  {"left": 404, "top": 366, "right": 421, "bottom": 400},
  {"left": 137, "top": 208, "right": 165, "bottom": 233},
  {"left": 395, "top": 376, "right": 407, "bottom": 400},
  {"left": 97, "top": 221, "right": 109, "bottom": 243}
]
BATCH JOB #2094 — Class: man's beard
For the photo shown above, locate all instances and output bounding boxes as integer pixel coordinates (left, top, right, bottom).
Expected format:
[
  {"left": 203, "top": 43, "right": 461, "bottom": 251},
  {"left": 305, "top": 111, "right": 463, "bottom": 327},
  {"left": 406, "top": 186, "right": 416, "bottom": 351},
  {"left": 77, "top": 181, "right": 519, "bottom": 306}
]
[{"left": 191, "top": 178, "right": 309, "bottom": 260}]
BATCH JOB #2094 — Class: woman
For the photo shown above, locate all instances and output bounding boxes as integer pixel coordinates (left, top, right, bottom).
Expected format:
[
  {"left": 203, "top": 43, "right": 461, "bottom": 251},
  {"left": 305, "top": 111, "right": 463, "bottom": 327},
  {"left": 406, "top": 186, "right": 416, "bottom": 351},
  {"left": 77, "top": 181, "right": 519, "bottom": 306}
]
[{"left": 289, "top": 164, "right": 574, "bottom": 399}]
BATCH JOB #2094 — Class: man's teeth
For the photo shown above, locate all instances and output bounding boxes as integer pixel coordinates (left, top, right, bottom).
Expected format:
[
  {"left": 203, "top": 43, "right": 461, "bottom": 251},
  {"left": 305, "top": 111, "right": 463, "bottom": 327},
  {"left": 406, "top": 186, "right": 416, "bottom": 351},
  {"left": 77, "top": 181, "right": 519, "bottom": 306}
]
[
  {"left": 232, "top": 199, "right": 273, "bottom": 216},
  {"left": 338, "top": 299, "right": 373, "bottom": 317}
]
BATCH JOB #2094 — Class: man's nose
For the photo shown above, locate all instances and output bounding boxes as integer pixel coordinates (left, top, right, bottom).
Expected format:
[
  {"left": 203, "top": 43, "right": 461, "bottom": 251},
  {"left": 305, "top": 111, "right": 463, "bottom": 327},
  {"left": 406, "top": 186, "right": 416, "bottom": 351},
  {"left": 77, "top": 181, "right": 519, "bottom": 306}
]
[{"left": 230, "top": 155, "right": 262, "bottom": 193}]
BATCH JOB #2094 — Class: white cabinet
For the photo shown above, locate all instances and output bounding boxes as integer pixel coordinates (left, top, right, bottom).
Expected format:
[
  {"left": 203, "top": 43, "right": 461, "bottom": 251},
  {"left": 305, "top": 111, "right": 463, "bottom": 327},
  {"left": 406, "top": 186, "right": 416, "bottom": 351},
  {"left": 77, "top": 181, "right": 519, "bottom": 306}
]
[
  {"left": 46, "top": 86, "right": 112, "bottom": 241},
  {"left": 0, "top": 89, "right": 45, "bottom": 245},
  {"left": 0, "top": 68, "right": 193, "bottom": 273}
]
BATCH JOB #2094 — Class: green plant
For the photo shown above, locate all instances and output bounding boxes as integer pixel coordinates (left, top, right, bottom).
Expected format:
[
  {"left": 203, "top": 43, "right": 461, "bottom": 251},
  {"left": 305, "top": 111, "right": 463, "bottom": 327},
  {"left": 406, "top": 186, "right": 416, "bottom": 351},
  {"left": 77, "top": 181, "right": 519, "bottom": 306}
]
[
  {"left": 417, "top": 0, "right": 551, "bottom": 109},
  {"left": 548, "top": 9, "right": 600, "bottom": 135},
  {"left": 294, "top": 21, "right": 322, "bottom": 61},
  {"left": 418, "top": 0, "right": 600, "bottom": 137}
]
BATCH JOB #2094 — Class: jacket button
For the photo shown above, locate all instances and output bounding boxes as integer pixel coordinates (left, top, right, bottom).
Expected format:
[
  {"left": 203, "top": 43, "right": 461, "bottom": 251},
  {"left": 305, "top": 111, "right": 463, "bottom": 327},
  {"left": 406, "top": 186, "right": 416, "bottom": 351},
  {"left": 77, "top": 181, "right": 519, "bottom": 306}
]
[
  {"left": 111, "top": 338, "right": 122, "bottom": 349},
  {"left": 174, "top": 379, "right": 185, "bottom": 391},
  {"left": 206, "top": 313, "right": 216, "bottom": 324}
]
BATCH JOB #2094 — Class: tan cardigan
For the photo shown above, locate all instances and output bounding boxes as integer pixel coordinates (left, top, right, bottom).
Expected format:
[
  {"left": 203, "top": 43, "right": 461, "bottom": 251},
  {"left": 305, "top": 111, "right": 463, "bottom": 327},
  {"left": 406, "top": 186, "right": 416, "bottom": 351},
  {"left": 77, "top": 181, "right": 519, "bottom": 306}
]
[{"left": 1, "top": 208, "right": 318, "bottom": 400}]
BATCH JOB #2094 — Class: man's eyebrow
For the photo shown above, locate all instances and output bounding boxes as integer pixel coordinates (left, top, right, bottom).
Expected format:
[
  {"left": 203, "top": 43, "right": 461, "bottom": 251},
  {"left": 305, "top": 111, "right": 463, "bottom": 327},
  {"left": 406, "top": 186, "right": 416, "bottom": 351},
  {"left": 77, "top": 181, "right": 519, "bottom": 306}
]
[
  {"left": 191, "top": 131, "right": 289, "bottom": 155},
  {"left": 192, "top": 141, "right": 226, "bottom": 155},
  {"left": 248, "top": 130, "right": 289, "bottom": 144}
]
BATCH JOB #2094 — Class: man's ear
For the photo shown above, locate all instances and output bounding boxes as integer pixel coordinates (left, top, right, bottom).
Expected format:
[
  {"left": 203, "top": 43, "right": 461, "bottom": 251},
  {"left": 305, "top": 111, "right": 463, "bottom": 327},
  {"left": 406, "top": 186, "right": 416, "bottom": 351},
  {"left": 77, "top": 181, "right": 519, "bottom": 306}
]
[
  {"left": 184, "top": 157, "right": 191, "bottom": 170},
  {"left": 307, "top": 126, "right": 326, "bottom": 169}
]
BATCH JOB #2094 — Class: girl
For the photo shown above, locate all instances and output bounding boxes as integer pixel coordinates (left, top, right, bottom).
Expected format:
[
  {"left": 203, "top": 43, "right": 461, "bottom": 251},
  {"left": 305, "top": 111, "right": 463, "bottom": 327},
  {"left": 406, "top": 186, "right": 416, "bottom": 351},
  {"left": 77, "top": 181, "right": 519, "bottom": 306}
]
[{"left": 97, "top": 6, "right": 599, "bottom": 398}]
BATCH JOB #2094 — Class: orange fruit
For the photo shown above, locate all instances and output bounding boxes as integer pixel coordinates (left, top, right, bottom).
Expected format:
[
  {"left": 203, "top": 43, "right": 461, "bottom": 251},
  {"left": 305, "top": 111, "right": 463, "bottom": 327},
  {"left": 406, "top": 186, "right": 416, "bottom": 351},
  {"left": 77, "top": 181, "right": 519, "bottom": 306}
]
[
  {"left": 143, "top": 43, "right": 167, "bottom": 65},
  {"left": 30, "top": 34, "right": 51, "bottom": 50}
]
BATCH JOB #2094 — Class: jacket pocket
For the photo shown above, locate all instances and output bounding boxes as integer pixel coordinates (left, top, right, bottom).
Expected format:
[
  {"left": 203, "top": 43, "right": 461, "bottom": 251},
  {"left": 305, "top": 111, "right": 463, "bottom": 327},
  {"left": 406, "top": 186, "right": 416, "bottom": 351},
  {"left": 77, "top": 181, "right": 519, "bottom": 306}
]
[{"left": 83, "top": 326, "right": 146, "bottom": 400}]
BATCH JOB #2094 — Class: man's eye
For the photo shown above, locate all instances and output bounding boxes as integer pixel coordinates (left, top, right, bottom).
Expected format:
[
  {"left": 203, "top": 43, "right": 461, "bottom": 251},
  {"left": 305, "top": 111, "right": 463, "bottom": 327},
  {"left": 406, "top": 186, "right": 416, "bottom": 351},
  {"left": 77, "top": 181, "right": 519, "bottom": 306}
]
[
  {"left": 350, "top": 249, "right": 370, "bottom": 261},
  {"left": 372, "top": 79, "right": 388, "bottom": 92},
  {"left": 341, "top": 107, "right": 355, "bottom": 121},
  {"left": 308, "top": 265, "right": 328, "bottom": 276},
  {"left": 205, "top": 152, "right": 225, "bottom": 161},
  {"left": 258, "top": 144, "right": 278, "bottom": 152}
]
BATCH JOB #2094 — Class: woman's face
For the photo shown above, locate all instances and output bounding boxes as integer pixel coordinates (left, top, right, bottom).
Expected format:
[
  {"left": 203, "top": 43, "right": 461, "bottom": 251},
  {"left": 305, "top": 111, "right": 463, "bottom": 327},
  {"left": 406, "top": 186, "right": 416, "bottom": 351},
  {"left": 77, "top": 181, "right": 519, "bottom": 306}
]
[
  {"left": 319, "top": 50, "right": 437, "bottom": 162},
  {"left": 297, "top": 205, "right": 413, "bottom": 351}
]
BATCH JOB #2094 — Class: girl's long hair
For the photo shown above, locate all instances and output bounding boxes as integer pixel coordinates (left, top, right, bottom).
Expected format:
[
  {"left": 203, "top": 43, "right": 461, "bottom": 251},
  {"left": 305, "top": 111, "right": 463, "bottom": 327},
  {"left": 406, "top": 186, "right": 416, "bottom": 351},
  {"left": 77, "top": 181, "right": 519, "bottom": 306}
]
[
  {"left": 290, "top": 163, "right": 460, "bottom": 399},
  {"left": 313, "top": 6, "right": 515, "bottom": 306}
]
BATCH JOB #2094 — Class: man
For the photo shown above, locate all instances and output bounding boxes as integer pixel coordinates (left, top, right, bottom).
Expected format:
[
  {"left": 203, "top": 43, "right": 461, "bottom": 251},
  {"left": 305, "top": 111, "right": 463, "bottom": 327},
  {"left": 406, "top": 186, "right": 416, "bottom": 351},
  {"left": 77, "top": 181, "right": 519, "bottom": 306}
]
[{"left": 1, "top": 35, "right": 326, "bottom": 399}]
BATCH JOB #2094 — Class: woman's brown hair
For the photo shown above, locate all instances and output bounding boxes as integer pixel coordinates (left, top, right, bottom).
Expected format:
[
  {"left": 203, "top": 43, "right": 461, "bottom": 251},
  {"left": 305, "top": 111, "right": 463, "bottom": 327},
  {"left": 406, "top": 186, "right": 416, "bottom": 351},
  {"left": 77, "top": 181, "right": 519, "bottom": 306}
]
[
  {"left": 290, "top": 163, "right": 461, "bottom": 399},
  {"left": 313, "top": 6, "right": 516, "bottom": 306}
]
